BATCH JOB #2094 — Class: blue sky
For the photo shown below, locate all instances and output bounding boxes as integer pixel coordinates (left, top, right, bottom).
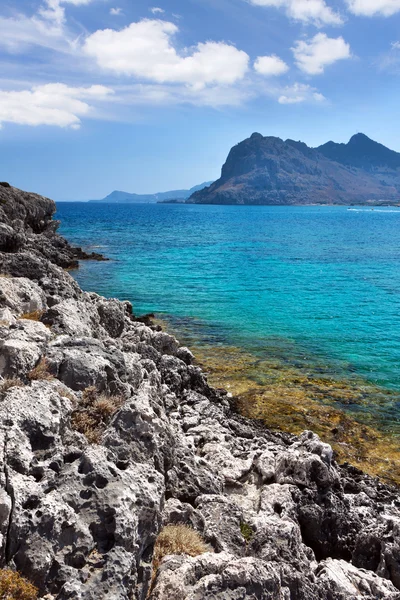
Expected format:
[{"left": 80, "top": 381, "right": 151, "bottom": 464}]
[{"left": 0, "top": 0, "right": 400, "bottom": 200}]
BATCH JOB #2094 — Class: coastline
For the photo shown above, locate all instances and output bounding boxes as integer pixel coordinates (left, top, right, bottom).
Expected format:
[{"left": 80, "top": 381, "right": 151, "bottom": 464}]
[
  {"left": 157, "top": 315, "right": 400, "bottom": 485},
  {"left": 1, "top": 184, "right": 400, "bottom": 599}
]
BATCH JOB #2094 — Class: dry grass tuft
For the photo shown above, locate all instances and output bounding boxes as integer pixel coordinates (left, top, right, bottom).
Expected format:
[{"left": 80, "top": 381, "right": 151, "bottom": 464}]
[
  {"left": 56, "top": 386, "right": 77, "bottom": 404},
  {"left": 27, "top": 357, "right": 54, "bottom": 382},
  {"left": 0, "top": 378, "right": 24, "bottom": 393},
  {"left": 0, "top": 273, "right": 12, "bottom": 278},
  {"left": 71, "top": 386, "right": 124, "bottom": 444},
  {"left": 19, "top": 310, "right": 44, "bottom": 322},
  {"left": 0, "top": 569, "right": 38, "bottom": 600},
  {"left": 152, "top": 525, "right": 209, "bottom": 581}
]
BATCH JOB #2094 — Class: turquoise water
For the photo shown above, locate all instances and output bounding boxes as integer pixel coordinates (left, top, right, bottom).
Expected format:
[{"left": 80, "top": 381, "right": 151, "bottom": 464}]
[{"left": 56, "top": 203, "right": 400, "bottom": 429}]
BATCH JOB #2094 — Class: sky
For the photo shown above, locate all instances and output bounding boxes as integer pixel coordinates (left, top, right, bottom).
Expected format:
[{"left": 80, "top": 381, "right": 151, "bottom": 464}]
[{"left": 0, "top": 0, "right": 400, "bottom": 200}]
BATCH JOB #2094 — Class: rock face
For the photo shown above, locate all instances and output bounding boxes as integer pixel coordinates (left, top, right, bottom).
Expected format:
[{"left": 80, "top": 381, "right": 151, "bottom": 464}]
[
  {"left": 189, "top": 133, "right": 400, "bottom": 205},
  {"left": 0, "top": 183, "right": 107, "bottom": 267},
  {"left": 0, "top": 184, "right": 400, "bottom": 599}
]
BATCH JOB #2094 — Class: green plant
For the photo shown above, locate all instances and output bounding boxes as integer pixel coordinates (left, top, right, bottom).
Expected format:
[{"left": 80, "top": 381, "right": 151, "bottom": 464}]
[
  {"left": 240, "top": 522, "right": 253, "bottom": 543},
  {"left": 0, "top": 569, "right": 38, "bottom": 600}
]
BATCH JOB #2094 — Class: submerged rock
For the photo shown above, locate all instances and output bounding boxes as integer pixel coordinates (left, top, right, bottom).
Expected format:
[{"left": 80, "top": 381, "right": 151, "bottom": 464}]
[{"left": 0, "top": 184, "right": 399, "bottom": 599}]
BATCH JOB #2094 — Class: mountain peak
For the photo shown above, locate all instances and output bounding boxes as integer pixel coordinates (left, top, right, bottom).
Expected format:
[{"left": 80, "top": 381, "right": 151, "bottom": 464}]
[
  {"left": 189, "top": 132, "right": 400, "bottom": 206},
  {"left": 348, "top": 133, "right": 374, "bottom": 145},
  {"left": 250, "top": 132, "right": 264, "bottom": 140},
  {"left": 318, "top": 133, "right": 400, "bottom": 170}
]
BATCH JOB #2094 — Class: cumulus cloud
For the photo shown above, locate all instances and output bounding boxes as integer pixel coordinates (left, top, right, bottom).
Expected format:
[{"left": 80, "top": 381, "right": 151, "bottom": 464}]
[
  {"left": 346, "top": 0, "right": 400, "bottom": 16},
  {"left": 84, "top": 19, "right": 249, "bottom": 88},
  {"left": 0, "top": 83, "right": 112, "bottom": 129},
  {"left": 254, "top": 55, "right": 289, "bottom": 76},
  {"left": 110, "top": 7, "right": 123, "bottom": 15},
  {"left": 247, "top": 0, "right": 343, "bottom": 26},
  {"left": 150, "top": 7, "right": 165, "bottom": 14},
  {"left": 292, "top": 33, "right": 351, "bottom": 75},
  {"left": 278, "top": 82, "right": 325, "bottom": 103}
]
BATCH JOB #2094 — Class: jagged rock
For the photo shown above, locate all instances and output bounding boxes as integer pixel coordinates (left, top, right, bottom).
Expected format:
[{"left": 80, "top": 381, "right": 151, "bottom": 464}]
[
  {"left": 161, "top": 498, "right": 206, "bottom": 532},
  {"left": 42, "top": 299, "right": 101, "bottom": 338},
  {"left": 0, "top": 184, "right": 399, "bottom": 600},
  {"left": 315, "top": 558, "right": 400, "bottom": 599},
  {"left": 149, "top": 552, "right": 284, "bottom": 600},
  {"left": 0, "top": 223, "right": 25, "bottom": 252},
  {"left": 47, "top": 337, "right": 130, "bottom": 395},
  {"left": 0, "top": 320, "right": 51, "bottom": 378},
  {"left": 0, "top": 276, "right": 47, "bottom": 316}
]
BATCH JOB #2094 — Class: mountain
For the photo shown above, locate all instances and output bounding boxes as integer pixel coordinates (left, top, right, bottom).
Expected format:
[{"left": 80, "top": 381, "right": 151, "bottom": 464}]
[
  {"left": 89, "top": 181, "right": 213, "bottom": 204},
  {"left": 189, "top": 133, "right": 400, "bottom": 206},
  {"left": 318, "top": 133, "right": 400, "bottom": 171}
]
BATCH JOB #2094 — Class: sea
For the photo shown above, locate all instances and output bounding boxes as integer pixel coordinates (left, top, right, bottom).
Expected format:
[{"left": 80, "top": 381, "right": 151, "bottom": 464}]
[{"left": 56, "top": 202, "right": 400, "bottom": 470}]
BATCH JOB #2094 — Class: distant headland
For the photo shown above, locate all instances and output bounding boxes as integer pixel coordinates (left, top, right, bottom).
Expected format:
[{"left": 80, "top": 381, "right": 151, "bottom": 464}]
[
  {"left": 88, "top": 181, "right": 213, "bottom": 204},
  {"left": 188, "top": 133, "right": 400, "bottom": 206}
]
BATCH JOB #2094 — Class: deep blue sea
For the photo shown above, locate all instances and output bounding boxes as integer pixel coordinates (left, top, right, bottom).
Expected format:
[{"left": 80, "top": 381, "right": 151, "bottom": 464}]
[{"left": 56, "top": 202, "right": 400, "bottom": 432}]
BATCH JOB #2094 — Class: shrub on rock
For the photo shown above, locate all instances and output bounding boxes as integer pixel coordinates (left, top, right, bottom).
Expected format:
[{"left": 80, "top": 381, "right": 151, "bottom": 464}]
[
  {"left": 71, "top": 386, "right": 124, "bottom": 444},
  {"left": 0, "top": 569, "right": 38, "bottom": 600},
  {"left": 152, "top": 525, "right": 209, "bottom": 575},
  {"left": 27, "top": 357, "right": 53, "bottom": 381}
]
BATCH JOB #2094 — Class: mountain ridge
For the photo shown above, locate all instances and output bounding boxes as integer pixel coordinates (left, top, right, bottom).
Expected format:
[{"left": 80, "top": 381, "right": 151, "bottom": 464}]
[
  {"left": 89, "top": 181, "right": 213, "bottom": 204},
  {"left": 189, "top": 133, "right": 400, "bottom": 206}
]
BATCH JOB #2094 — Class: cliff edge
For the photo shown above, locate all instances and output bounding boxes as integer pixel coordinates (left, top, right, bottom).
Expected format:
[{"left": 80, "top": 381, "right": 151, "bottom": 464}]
[{"left": 0, "top": 184, "right": 399, "bottom": 599}]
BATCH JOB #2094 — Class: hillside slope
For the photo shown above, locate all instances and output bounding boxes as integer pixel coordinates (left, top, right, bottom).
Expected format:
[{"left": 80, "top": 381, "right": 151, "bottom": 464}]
[{"left": 189, "top": 133, "right": 400, "bottom": 205}]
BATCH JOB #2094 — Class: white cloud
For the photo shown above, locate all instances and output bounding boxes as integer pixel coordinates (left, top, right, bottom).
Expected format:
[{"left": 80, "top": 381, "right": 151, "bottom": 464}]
[
  {"left": 40, "top": 0, "right": 95, "bottom": 25},
  {"left": 116, "top": 82, "right": 253, "bottom": 108},
  {"left": 254, "top": 54, "right": 289, "bottom": 76},
  {"left": 292, "top": 33, "right": 351, "bottom": 75},
  {"left": 247, "top": 0, "right": 343, "bottom": 26},
  {"left": 0, "top": 83, "right": 112, "bottom": 129},
  {"left": 392, "top": 41, "right": 400, "bottom": 49},
  {"left": 84, "top": 19, "right": 249, "bottom": 88},
  {"left": 0, "top": 14, "right": 67, "bottom": 53},
  {"left": 0, "top": 0, "right": 96, "bottom": 53},
  {"left": 346, "top": 0, "right": 400, "bottom": 16},
  {"left": 150, "top": 7, "right": 165, "bottom": 14},
  {"left": 110, "top": 7, "right": 123, "bottom": 15},
  {"left": 278, "top": 82, "right": 325, "bottom": 103}
]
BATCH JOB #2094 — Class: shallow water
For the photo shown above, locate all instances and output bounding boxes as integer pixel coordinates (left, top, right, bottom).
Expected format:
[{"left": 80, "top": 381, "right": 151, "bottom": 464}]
[{"left": 56, "top": 202, "right": 400, "bottom": 459}]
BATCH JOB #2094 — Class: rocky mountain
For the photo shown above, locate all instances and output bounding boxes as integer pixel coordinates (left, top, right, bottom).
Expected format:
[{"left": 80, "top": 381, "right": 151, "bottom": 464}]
[
  {"left": 89, "top": 181, "right": 213, "bottom": 204},
  {"left": 318, "top": 133, "right": 400, "bottom": 171},
  {"left": 0, "top": 182, "right": 400, "bottom": 599},
  {"left": 189, "top": 133, "right": 400, "bottom": 205}
]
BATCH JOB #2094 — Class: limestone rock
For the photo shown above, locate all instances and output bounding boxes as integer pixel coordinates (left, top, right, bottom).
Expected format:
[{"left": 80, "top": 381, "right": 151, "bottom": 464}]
[{"left": 0, "top": 184, "right": 399, "bottom": 600}]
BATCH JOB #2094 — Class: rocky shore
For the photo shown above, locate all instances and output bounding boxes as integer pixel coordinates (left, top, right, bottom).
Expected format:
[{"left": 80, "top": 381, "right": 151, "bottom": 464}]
[{"left": 0, "top": 184, "right": 400, "bottom": 599}]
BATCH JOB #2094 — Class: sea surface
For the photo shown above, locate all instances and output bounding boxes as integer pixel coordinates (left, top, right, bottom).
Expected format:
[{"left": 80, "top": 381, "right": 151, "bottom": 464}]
[{"left": 56, "top": 202, "right": 400, "bottom": 441}]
